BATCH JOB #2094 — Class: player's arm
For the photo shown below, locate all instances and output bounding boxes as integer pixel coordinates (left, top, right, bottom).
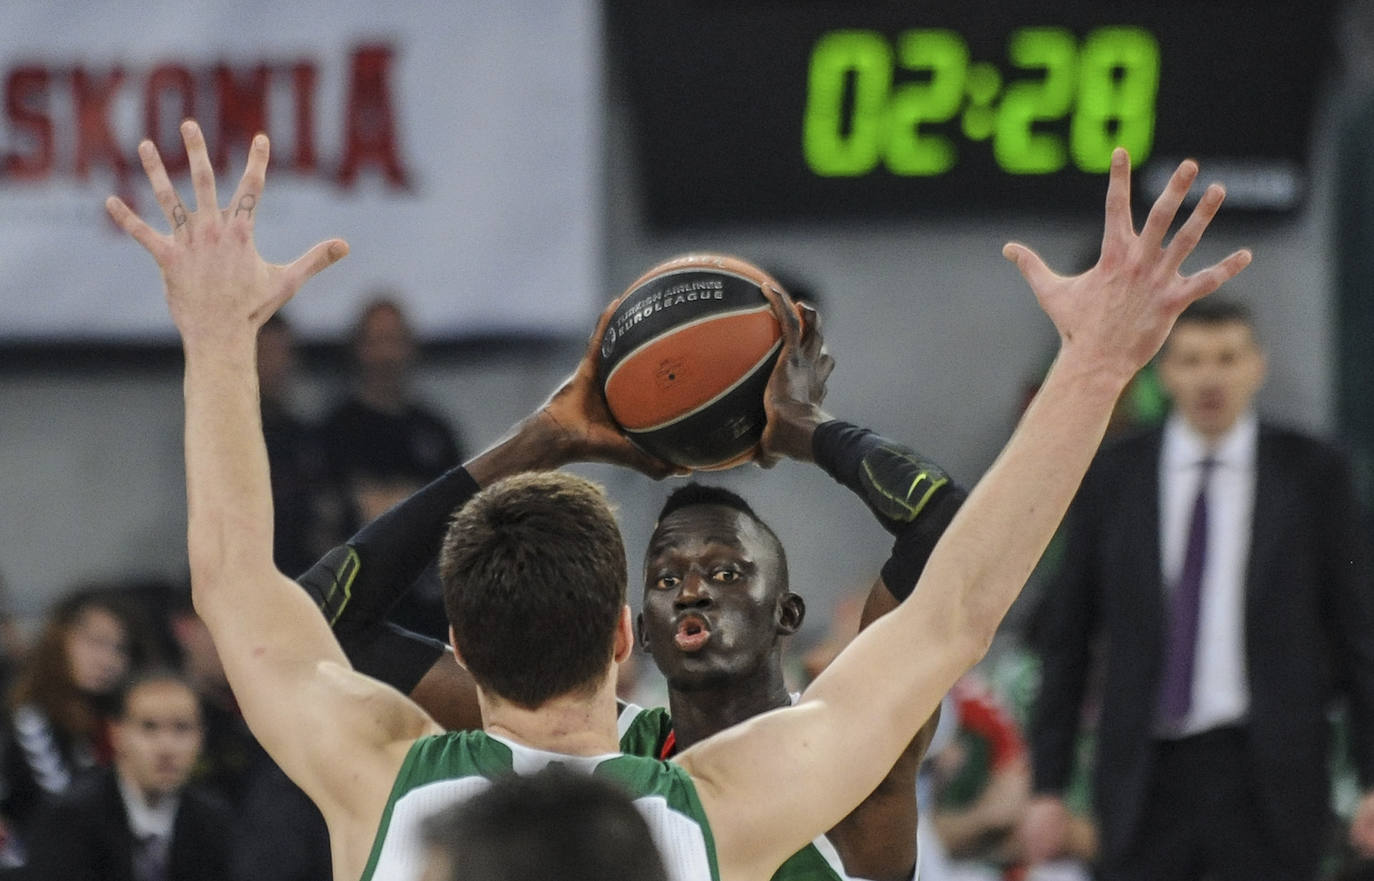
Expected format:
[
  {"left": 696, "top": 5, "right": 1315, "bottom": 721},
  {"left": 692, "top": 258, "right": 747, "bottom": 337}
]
[
  {"left": 757, "top": 304, "right": 961, "bottom": 879},
  {"left": 679, "top": 150, "right": 1251, "bottom": 880},
  {"left": 106, "top": 123, "right": 439, "bottom": 863},
  {"left": 295, "top": 465, "right": 481, "bottom": 731},
  {"left": 296, "top": 302, "right": 683, "bottom": 730}
]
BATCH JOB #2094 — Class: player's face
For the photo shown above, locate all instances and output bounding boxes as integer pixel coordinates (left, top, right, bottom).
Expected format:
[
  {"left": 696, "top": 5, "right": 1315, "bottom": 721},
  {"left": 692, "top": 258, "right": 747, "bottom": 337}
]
[
  {"left": 1158, "top": 320, "right": 1266, "bottom": 441},
  {"left": 639, "top": 505, "right": 788, "bottom": 689}
]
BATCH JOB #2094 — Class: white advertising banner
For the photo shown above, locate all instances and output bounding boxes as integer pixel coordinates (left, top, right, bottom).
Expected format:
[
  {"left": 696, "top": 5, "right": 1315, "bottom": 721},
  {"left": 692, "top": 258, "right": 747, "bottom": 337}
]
[{"left": 0, "top": 0, "right": 602, "bottom": 343}]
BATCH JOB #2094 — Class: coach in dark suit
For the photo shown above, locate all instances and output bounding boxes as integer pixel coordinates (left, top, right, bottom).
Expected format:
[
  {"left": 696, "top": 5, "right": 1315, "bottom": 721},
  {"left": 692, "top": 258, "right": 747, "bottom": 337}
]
[
  {"left": 22, "top": 671, "right": 233, "bottom": 881},
  {"left": 1019, "top": 299, "right": 1374, "bottom": 881}
]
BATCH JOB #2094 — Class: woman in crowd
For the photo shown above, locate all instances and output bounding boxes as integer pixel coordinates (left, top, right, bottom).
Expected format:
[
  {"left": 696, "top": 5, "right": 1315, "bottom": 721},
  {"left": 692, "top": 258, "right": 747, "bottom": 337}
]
[{"left": 0, "top": 587, "right": 152, "bottom": 866}]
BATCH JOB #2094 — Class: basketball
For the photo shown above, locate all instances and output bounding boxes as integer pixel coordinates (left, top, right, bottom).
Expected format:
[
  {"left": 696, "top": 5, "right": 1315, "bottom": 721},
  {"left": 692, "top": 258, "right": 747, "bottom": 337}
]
[{"left": 598, "top": 254, "right": 786, "bottom": 470}]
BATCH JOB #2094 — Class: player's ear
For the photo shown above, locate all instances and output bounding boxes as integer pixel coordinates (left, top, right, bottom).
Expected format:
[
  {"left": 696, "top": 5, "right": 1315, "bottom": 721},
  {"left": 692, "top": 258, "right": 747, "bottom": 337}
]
[
  {"left": 635, "top": 610, "right": 650, "bottom": 651},
  {"left": 613, "top": 605, "right": 635, "bottom": 663},
  {"left": 777, "top": 592, "right": 806, "bottom": 636}
]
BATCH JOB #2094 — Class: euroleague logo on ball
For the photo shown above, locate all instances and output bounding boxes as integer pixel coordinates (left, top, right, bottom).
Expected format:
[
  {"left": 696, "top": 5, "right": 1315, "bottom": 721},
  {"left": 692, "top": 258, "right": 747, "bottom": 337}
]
[{"left": 598, "top": 254, "right": 786, "bottom": 470}]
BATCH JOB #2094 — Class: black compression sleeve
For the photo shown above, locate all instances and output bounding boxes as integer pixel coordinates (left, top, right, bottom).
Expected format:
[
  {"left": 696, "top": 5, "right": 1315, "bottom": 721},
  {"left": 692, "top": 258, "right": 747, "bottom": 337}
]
[
  {"left": 296, "top": 465, "right": 479, "bottom": 688},
  {"left": 347, "top": 623, "right": 449, "bottom": 695},
  {"left": 878, "top": 486, "right": 965, "bottom": 601},
  {"left": 343, "top": 465, "right": 482, "bottom": 617},
  {"left": 812, "top": 419, "right": 963, "bottom": 601}
]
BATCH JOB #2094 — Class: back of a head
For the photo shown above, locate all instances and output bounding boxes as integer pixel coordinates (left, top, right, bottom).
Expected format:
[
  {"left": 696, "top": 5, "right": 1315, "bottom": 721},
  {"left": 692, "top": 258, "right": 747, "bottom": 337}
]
[
  {"left": 423, "top": 769, "right": 668, "bottom": 881},
  {"left": 439, "top": 472, "right": 628, "bottom": 708}
]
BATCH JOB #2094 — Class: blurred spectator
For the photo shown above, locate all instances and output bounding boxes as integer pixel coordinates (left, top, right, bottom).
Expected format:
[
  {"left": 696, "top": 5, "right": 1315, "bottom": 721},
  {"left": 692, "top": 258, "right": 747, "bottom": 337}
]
[
  {"left": 23, "top": 670, "right": 233, "bottom": 881},
  {"left": 258, "top": 314, "right": 334, "bottom": 578},
  {"left": 0, "top": 587, "right": 155, "bottom": 866},
  {"left": 923, "top": 674, "right": 1094, "bottom": 881},
  {"left": 0, "top": 572, "right": 28, "bottom": 701},
  {"left": 319, "top": 295, "right": 465, "bottom": 641},
  {"left": 418, "top": 767, "right": 668, "bottom": 881},
  {"left": 1023, "top": 299, "right": 1374, "bottom": 881}
]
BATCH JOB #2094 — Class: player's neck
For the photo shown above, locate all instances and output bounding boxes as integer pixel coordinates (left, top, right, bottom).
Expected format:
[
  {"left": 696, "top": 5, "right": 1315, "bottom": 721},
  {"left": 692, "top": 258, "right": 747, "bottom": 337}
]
[
  {"left": 480, "top": 679, "right": 622, "bottom": 758},
  {"left": 666, "top": 662, "right": 792, "bottom": 751}
]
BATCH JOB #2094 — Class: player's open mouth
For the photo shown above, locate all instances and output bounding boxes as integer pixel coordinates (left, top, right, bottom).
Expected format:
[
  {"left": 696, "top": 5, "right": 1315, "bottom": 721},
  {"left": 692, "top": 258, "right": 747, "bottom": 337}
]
[{"left": 674, "top": 615, "right": 712, "bottom": 652}]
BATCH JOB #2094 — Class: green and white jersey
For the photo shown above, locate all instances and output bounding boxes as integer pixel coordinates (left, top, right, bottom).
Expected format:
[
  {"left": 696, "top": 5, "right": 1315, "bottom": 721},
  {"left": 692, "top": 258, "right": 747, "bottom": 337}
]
[
  {"left": 618, "top": 702, "right": 914, "bottom": 881},
  {"left": 361, "top": 730, "right": 720, "bottom": 881}
]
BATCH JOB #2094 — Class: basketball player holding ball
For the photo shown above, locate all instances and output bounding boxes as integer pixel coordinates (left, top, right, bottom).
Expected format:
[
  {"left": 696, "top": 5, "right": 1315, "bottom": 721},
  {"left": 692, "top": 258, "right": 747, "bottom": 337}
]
[
  {"left": 267, "top": 232, "right": 1214, "bottom": 874},
  {"left": 276, "top": 248, "right": 956, "bottom": 880},
  {"left": 109, "top": 120, "right": 1249, "bottom": 881}
]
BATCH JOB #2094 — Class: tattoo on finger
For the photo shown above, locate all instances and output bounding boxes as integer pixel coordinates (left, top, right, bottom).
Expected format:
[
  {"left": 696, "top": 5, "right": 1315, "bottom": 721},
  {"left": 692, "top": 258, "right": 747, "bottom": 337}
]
[
  {"left": 235, "top": 194, "right": 256, "bottom": 219},
  {"left": 172, "top": 204, "right": 188, "bottom": 229}
]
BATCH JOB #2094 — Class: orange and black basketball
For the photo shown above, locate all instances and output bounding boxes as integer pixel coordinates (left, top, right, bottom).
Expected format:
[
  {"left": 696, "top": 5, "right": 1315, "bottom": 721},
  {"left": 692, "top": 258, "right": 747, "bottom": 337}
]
[{"left": 599, "top": 254, "right": 786, "bottom": 470}]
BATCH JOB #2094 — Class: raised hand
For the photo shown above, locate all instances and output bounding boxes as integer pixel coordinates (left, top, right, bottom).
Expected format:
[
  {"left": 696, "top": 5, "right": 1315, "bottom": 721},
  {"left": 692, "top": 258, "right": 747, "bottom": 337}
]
[
  {"left": 105, "top": 120, "right": 347, "bottom": 344},
  {"left": 758, "top": 283, "right": 835, "bottom": 466},
  {"left": 1003, "top": 148, "right": 1251, "bottom": 380}
]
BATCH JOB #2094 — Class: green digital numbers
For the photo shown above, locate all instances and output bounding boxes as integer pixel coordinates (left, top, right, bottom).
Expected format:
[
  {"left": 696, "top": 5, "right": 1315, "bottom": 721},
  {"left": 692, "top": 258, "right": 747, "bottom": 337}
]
[
  {"left": 1071, "top": 28, "right": 1160, "bottom": 172},
  {"left": 803, "top": 30, "right": 893, "bottom": 176},
  {"left": 995, "top": 28, "right": 1077, "bottom": 173},
  {"left": 801, "top": 25, "right": 1161, "bottom": 178},
  {"left": 885, "top": 29, "right": 967, "bottom": 175}
]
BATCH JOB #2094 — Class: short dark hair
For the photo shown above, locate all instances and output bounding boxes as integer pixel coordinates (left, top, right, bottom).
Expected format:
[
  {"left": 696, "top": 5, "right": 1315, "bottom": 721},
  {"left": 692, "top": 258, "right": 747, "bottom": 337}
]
[
  {"left": 422, "top": 767, "right": 667, "bottom": 881},
  {"left": 439, "top": 472, "right": 628, "bottom": 708},
  {"left": 1174, "top": 297, "right": 1255, "bottom": 331},
  {"left": 652, "top": 483, "right": 789, "bottom": 590}
]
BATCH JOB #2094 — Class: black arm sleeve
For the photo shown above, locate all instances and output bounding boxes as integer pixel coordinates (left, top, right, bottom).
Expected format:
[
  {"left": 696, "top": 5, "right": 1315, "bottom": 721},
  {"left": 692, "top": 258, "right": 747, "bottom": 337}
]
[
  {"left": 878, "top": 486, "right": 966, "bottom": 600},
  {"left": 812, "top": 419, "right": 964, "bottom": 601},
  {"left": 296, "top": 466, "right": 479, "bottom": 692}
]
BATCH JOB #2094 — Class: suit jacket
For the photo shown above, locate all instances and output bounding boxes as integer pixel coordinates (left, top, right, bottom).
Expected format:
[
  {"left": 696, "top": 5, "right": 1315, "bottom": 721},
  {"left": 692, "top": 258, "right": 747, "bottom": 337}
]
[
  {"left": 1030, "top": 423, "right": 1374, "bottom": 865},
  {"left": 21, "top": 767, "right": 233, "bottom": 881}
]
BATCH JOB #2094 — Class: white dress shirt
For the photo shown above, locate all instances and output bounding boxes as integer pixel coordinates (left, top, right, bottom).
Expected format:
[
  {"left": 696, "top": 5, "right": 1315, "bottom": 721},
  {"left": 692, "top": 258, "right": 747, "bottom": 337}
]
[
  {"left": 117, "top": 769, "right": 179, "bottom": 875},
  {"left": 1157, "top": 412, "right": 1257, "bottom": 736}
]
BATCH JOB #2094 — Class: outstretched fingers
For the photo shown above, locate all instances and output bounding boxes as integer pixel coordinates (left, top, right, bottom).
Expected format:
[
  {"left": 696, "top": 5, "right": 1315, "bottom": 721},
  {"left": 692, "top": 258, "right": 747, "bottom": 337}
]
[
  {"left": 1182, "top": 248, "right": 1253, "bottom": 304},
  {"left": 105, "top": 196, "right": 167, "bottom": 260},
  {"left": 137, "top": 140, "right": 188, "bottom": 234},
  {"left": 1161, "top": 182, "right": 1225, "bottom": 276},
  {"left": 284, "top": 239, "right": 350, "bottom": 293},
  {"left": 1139, "top": 158, "right": 1198, "bottom": 252},
  {"left": 256, "top": 238, "right": 348, "bottom": 322},
  {"left": 180, "top": 120, "right": 219, "bottom": 216},
  {"left": 1002, "top": 242, "right": 1058, "bottom": 296},
  {"left": 1100, "top": 148, "right": 1135, "bottom": 261},
  {"left": 228, "top": 133, "right": 270, "bottom": 230}
]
